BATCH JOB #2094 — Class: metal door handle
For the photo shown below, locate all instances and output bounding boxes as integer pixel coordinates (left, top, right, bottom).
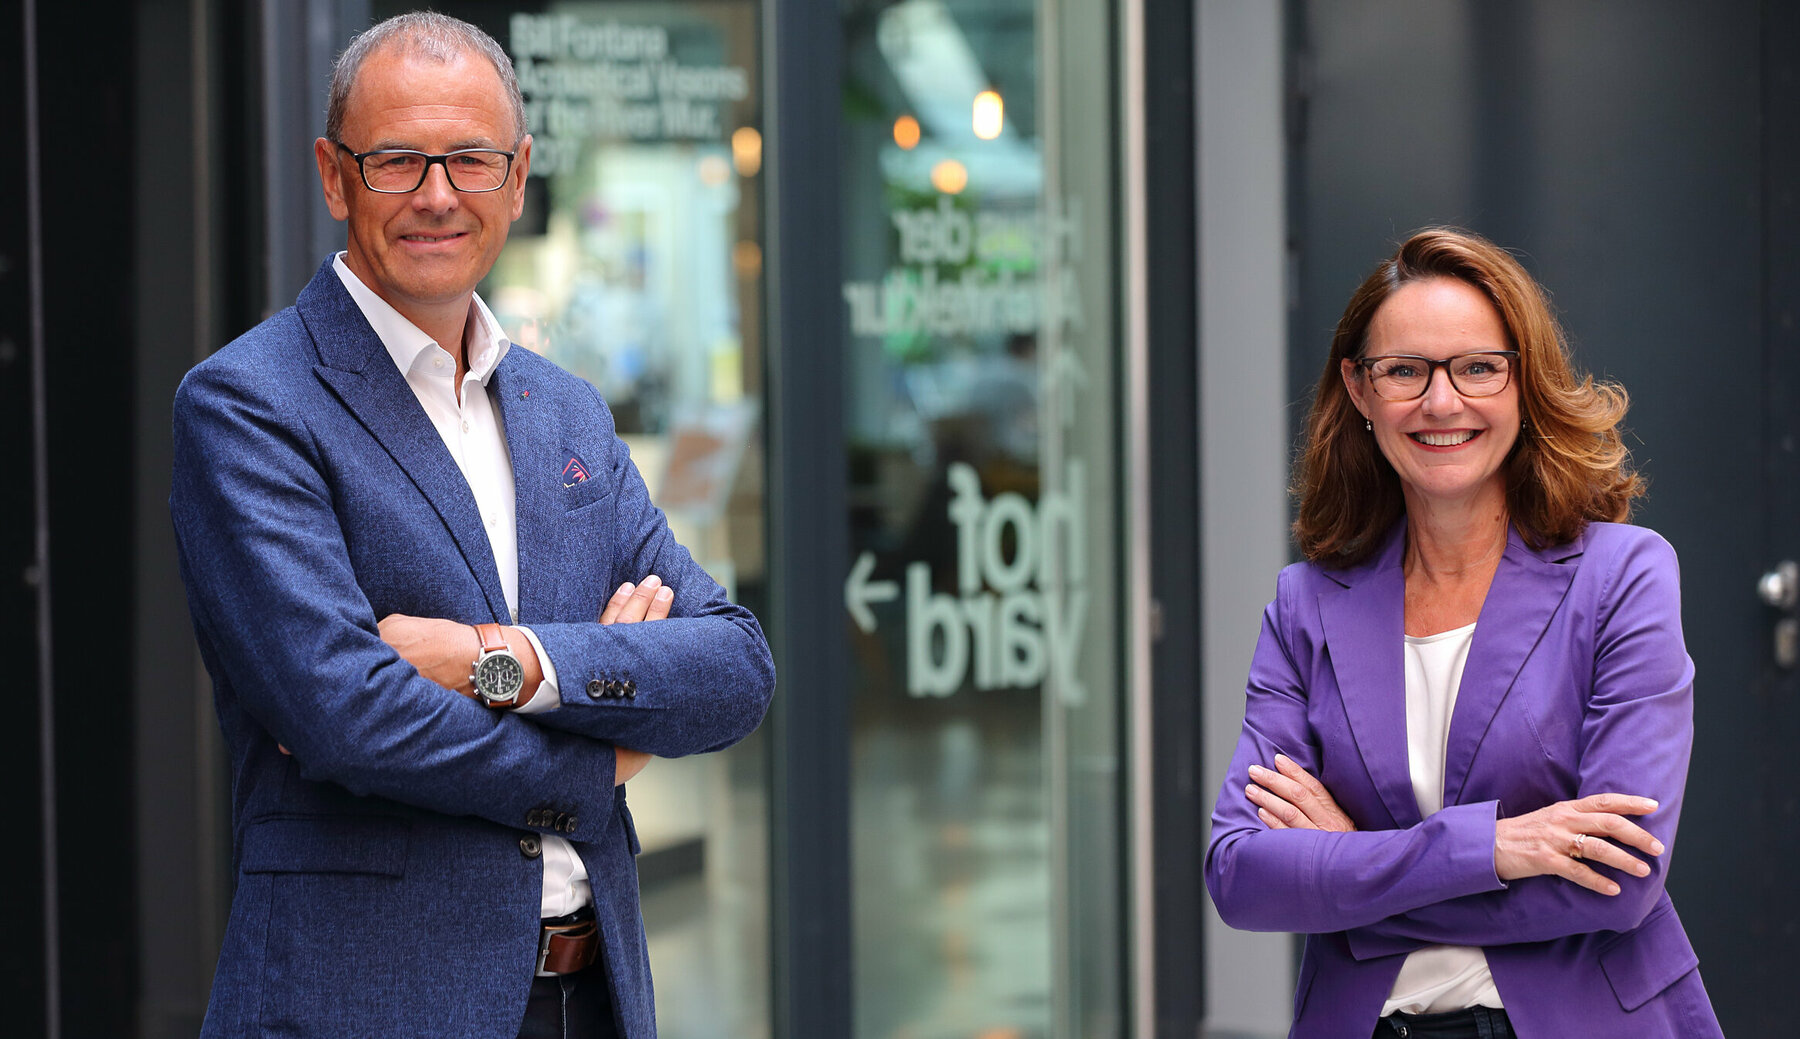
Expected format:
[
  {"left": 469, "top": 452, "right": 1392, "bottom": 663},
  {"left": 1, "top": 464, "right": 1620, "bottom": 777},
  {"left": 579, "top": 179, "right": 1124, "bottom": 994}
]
[
  {"left": 1760, "top": 560, "right": 1798, "bottom": 611},
  {"left": 1761, "top": 561, "right": 1799, "bottom": 669}
]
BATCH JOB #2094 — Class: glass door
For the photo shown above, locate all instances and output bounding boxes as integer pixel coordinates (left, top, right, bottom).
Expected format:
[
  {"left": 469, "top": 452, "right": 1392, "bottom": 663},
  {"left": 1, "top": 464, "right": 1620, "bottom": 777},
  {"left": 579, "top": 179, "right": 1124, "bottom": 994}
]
[{"left": 837, "top": 2, "right": 1125, "bottom": 1034}]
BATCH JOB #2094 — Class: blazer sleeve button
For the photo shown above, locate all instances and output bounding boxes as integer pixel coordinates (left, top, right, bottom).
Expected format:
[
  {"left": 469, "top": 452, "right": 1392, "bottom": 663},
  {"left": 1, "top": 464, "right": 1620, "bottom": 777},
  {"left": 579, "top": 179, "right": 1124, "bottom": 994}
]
[
  {"left": 519, "top": 835, "right": 542, "bottom": 859},
  {"left": 586, "top": 679, "right": 605, "bottom": 699},
  {"left": 624, "top": 681, "right": 636, "bottom": 698}
]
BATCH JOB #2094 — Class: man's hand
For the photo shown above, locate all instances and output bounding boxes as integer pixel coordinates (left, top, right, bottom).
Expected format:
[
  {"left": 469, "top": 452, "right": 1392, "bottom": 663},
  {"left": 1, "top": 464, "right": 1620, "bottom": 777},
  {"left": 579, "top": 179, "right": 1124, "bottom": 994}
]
[
  {"left": 615, "top": 748, "right": 653, "bottom": 784},
  {"left": 598, "top": 575, "right": 671, "bottom": 784},
  {"left": 1245, "top": 754, "right": 1357, "bottom": 833},
  {"left": 599, "top": 574, "right": 674, "bottom": 625}
]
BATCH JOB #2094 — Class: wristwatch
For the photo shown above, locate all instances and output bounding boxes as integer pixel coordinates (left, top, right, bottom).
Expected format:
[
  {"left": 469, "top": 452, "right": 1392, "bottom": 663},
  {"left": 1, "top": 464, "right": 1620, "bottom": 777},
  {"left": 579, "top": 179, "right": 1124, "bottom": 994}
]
[{"left": 470, "top": 622, "right": 525, "bottom": 709}]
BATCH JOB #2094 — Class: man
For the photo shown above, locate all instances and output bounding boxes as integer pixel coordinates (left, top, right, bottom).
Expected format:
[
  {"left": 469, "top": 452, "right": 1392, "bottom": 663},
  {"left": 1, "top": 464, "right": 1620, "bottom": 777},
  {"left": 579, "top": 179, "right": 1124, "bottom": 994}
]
[{"left": 169, "top": 12, "right": 773, "bottom": 1038}]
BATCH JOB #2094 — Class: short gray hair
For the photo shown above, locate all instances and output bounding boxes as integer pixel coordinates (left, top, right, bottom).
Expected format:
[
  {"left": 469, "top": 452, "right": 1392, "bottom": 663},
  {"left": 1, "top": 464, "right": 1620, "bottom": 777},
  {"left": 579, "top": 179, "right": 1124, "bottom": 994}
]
[{"left": 325, "top": 11, "right": 527, "bottom": 144}]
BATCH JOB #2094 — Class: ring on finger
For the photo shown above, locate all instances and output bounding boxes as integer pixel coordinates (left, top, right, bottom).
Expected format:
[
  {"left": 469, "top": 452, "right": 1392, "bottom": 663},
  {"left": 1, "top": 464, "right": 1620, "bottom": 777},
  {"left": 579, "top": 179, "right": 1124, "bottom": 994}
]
[{"left": 1570, "top": 833, "right": 1589, "bottom": 860}]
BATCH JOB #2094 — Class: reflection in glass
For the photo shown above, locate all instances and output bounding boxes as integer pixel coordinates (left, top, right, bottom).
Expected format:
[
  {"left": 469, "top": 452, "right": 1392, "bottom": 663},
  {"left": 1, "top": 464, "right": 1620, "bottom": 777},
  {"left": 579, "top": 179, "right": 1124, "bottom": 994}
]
[
  {"left": 895, "top": 113, "right": 924, "bottom": 150},
  {"left": 843, "top": 1, "right": 1123, "bottom": 1036},
  {"left": 930, "top": 158, "right": 971, "bottom": 194},
  {"left": 973, "top": 89, "right": 1004, "bottom": 140}
]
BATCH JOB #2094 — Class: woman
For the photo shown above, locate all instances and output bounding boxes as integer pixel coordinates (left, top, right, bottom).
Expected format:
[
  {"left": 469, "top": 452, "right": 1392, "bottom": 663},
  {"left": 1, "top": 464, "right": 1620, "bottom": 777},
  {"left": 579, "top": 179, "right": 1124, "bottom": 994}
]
[{"left": 1204, "top": 228, "right": 1722, "bottom": 1038}]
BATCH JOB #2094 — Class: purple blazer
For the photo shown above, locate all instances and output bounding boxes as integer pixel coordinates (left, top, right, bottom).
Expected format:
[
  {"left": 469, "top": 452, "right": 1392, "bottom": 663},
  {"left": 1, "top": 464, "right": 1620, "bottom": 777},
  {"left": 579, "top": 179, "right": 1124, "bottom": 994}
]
[{"left": 1205, "top": 521, "right": 1722, "bottom": 1037}]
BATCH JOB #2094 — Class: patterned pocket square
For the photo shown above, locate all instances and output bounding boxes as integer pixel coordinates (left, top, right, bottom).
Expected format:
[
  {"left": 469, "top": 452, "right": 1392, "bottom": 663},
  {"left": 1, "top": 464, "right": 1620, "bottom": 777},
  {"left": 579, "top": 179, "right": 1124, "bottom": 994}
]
[{"left": 562, "top": 454, "right": 591, "bottom": 487}]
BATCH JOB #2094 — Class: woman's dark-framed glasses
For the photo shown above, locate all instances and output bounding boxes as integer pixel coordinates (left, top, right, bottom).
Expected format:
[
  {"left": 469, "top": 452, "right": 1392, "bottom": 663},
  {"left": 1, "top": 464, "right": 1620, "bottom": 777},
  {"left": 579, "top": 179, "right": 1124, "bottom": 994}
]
[
  {"left": 334, "top": 142, "right": 516, "bottom": 194},
  {"left": 1355, "top": 350, "right": 1519, "bottom": 401}
]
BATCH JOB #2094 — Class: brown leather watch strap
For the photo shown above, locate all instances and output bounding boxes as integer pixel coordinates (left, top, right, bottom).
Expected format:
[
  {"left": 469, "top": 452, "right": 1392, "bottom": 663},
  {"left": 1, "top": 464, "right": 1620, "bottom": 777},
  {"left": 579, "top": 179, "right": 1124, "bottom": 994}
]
[{"left": 474, "top": 622, "right": 509, "bottom": 654}]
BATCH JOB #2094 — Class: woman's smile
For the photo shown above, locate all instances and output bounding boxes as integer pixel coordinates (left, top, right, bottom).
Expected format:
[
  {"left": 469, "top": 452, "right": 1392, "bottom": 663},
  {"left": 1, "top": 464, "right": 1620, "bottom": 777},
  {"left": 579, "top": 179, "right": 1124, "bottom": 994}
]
[{"left": 1408, "top": 428, "right": 1481, "bottom": 448}]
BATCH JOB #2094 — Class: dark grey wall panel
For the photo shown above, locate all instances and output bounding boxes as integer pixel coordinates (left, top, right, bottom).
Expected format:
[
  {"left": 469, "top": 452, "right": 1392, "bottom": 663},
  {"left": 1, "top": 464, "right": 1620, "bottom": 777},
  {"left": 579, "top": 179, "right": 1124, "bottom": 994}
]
[{"left": 1290, "top": 2, "right": 1783, "bottom": 1032}]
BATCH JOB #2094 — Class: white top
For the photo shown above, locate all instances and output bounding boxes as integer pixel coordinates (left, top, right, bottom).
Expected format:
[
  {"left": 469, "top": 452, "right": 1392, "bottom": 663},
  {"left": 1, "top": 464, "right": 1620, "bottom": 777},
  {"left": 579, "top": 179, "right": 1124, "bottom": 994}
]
[
  {"left": 334, "top": 255, "right": 591, "bottom": 917},
  {"left": 1381, "top": 621, "right": 1504, "bottom": 1016}
]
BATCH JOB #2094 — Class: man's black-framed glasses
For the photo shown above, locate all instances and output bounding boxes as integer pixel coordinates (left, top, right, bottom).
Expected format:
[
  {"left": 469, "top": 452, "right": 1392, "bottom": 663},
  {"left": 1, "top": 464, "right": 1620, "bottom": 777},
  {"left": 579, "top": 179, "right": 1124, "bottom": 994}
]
[
  {"left": 334, "top": 141, "right": 517, "bottom": 194},
  {"left": 1354, "top": 350, "right": 1519, "bottom": 401}
]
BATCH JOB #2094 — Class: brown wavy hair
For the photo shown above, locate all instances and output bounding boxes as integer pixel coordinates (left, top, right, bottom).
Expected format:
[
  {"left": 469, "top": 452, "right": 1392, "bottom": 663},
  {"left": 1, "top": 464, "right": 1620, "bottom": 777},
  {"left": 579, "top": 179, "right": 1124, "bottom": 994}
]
[{"left": 1292, "top": 228, "right": 1643, "bottom": 566}]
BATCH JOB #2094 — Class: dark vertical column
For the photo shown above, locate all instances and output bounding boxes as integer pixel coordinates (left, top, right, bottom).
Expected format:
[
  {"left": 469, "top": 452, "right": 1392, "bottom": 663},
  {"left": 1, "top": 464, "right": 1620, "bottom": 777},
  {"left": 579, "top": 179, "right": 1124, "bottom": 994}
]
[
  {"left": 1749, "top": 3, "right": 1800, "bottom": 1035},
  {"left": 763, "top": 1, "right": 852, "bottom": 1036},
  {"left": 3, "top": 1, "right": 53, "bottom": 1035},
  {"left": 133, "top": 1, "right": 240, "bottom": 1034},
  {"left": 1143, "top": 0, "right": 1204, "bottom": 1035},
  {"left": 1765, "top": 0, "right": 1800, "bottom": 580},
  {"left": 34, "top": 0, "right": 140, "bottom": 1035}
]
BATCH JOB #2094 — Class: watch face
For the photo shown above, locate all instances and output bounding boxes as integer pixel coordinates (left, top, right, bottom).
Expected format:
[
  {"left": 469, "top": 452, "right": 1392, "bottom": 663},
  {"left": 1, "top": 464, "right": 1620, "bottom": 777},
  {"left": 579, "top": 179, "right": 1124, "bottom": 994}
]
[{"left": 475, "top": 652, "right": 524, "bottom": 701}]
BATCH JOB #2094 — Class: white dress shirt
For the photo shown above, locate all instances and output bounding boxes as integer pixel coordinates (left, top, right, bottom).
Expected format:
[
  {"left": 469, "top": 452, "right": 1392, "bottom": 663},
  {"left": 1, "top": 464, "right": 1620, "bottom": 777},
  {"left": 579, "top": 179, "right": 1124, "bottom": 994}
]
[{"left": 334, "top": 254, "right": 592, "bottom": 918}]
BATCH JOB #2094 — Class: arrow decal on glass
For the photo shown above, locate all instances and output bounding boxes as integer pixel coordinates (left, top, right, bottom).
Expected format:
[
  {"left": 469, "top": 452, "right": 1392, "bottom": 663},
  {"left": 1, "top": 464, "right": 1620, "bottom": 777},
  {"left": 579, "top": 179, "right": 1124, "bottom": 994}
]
[{"left": 844, "top": 550, "right": 899, "bottom": 633}]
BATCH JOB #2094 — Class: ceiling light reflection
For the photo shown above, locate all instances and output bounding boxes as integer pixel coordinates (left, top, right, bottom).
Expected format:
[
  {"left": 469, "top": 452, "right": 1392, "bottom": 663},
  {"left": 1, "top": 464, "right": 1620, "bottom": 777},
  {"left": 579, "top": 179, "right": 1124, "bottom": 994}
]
[
  {"left": 731, "top": 126, "right": 763, "bottom": 177},
  {"left": 930, "top": 159, "right": 968, "bottom": 194},
  {"left": 697, "top": 153, "right": 731, "bottom": 187},
  {"left": 972, "top": 89, "right": 1003, "bottom": 140},
  {"left": 893, "top": 114, "right": 922, "bottom": 150}
]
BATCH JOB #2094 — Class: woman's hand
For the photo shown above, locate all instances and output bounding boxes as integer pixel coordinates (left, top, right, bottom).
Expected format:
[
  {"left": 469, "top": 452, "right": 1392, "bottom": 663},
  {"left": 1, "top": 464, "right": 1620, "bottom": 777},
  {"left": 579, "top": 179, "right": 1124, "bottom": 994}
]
[
  {"left": 1246, "top": 754, "right": 1357, "bottom": 833},
  {"left": 1494, "top": 793, "right": 1664, "bottom": 896}
]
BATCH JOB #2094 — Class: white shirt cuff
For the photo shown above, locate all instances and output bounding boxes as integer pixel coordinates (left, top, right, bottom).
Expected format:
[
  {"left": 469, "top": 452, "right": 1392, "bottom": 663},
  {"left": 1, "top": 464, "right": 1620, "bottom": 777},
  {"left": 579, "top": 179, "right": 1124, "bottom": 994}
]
[{"left": 513, "top": 626, "right": 559, "bottom": 714}]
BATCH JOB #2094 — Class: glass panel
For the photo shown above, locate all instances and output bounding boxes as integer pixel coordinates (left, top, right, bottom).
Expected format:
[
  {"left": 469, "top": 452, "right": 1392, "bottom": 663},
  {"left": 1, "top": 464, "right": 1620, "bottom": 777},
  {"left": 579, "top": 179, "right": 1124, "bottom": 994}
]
[
  {"left": 839, "top": 1, "right": 1123, "bottom": 1035},
  {"left": 372, "top": 3, "right": 770, "bottom": 1035}
]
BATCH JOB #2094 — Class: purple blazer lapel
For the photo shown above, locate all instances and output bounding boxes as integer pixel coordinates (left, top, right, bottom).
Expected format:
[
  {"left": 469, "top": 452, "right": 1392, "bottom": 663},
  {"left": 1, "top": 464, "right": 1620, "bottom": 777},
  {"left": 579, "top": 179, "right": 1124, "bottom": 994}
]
[
  {"left": 296, "top": 262, "right": 513, "bottom": 625},
  {"left": 1318, "top": 527, "right": 1419, "bottom": 830},
  {"left": 1443, "top": 528, "right": 1581, "bottom": 807}
]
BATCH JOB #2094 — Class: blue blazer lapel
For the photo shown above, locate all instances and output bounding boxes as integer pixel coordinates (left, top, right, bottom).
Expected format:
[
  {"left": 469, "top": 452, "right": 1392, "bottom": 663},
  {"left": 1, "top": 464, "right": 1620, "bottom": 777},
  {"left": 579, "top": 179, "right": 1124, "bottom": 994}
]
[
  {"left": 490, "top": 357, "right": 556, "bottom": 624},
  {"left": 295, "top": 261, "right": 513, "bottom": 624},
  {"left": 1442, "top": 528, "right": 1581, "bottom": 807},
  {"left": 1318, "top": 527, "right": 1419, "bottom": 830}
]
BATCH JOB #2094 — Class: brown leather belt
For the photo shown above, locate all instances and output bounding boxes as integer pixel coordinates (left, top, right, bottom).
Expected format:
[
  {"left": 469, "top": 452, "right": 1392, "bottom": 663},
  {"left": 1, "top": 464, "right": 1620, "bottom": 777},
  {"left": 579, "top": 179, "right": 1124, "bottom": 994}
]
[{"left": 535, "top": 910, "right": 599, "bottom": 977}]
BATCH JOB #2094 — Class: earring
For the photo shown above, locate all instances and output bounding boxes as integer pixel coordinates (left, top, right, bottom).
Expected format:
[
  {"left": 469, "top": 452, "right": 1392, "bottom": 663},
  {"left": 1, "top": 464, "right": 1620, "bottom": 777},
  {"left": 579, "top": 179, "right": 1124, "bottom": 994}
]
[
  {"left": 1364, "top": 418, "right": 1372, "bottom": 432},
  {"left": 1521, "top": 419, "right": 1529, "bottom": 432}
]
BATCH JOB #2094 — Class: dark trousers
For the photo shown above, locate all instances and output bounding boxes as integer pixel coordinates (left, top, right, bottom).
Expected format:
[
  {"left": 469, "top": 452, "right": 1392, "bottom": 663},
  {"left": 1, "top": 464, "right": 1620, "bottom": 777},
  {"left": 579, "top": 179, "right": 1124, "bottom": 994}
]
[
  {"left": 518, "top": 962, "right": 618, "bottom": 1039},
  {"left": 1373, "top": 1005, "right": 1514, "bottom": 1039}
]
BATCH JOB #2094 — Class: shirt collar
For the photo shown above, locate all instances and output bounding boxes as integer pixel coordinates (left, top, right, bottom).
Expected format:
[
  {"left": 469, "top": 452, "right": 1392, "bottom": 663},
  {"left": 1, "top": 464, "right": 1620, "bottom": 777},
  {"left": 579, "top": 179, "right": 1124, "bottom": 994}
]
[{"left": 332, "top": 252, "right": 512, "bottom": 384}]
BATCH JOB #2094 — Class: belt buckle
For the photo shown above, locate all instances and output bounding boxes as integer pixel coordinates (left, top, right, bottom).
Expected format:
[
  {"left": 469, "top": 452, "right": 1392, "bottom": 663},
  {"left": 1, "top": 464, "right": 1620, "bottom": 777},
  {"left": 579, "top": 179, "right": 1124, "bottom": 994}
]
[{"left": 534, "top": 925, "right": 557, "bottom": 977}]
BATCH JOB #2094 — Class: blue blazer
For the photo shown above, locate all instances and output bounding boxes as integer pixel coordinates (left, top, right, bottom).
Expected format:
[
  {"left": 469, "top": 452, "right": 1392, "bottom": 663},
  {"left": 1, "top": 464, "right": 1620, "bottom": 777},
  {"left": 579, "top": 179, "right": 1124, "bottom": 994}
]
[
  {"left": 1205, "top": 521, "right": 1721, "bottom": 1038},
  {"left": 171, "top": 259, "right": 775, "bottom": 1038}
]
